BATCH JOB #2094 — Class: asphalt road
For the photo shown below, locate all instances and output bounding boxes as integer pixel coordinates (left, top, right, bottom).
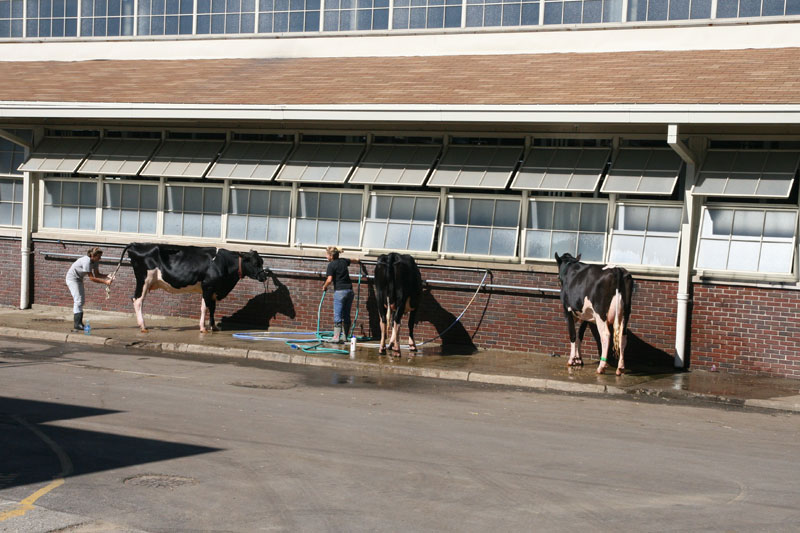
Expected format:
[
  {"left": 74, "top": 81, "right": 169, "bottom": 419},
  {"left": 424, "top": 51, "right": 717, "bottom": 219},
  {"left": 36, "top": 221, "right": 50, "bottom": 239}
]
[{"left": 1, "top": 337, "right": 799, "bottom": 533}]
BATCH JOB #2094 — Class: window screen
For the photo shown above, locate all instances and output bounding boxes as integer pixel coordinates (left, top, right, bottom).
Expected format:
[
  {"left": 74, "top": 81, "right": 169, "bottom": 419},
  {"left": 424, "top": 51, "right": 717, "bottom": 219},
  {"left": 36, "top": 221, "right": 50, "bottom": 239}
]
[
  {"left": 78, "top": 138, "right": 160, "bottom": 176},
  {"left": 227, "top": 186, "right": 291, "bottom": 243},
  {"left": 0, "top": 178, "right": 23, "bottom": 227},
  {"left": 693, "top": 150, "right": 800, "bottom": 198},
  {"left": 512, "top": 147, "right": 610, "bottom": 192},
  {"left": 19, "top": 137, "right": 97, "bottom": 174},
  {"left": 602, "top": 148, "right": 683, "bottom": 195},
  {"left": 696, "top": 206, "right": 797, "bottom": 273},
  {"left": 276, "top": 143, "right": 364, "bottom": 183},
  {"left": 428, "top": 146, "right": 522, "bottom": 189},
  {"left": 441, "top": 196, "right": 520, "bottom": 256},
  {"left": 350, "top": 144, "right": 441, "bottom": 186},
  {"left": 362, "top": 194, "right": 439, "bottom": 251},
  {"left": 140, "top": 140, "right": 223, "bottom": 178},
  {"left": 43, "top": 179, "right": 97, "bottom": 231},
  {"left": 295, "top": 190, "right": 362, "bottom": 246},
  {"left": 609, "top": 203, "right": 682, "bottom": 266},
  {"left": 101, "top": 182, "right": 158, "bottom": 234},
  {"left": 525, "top": 199, "right": 607, "bottom": 262},
  {"left": 163, "top": 184, "right": 223, "bottom": 238},
  {"left": 207, "top": 141, "right": 293, "bottom": 180},
  {"left": 0, "top": 137, "right": 27, "bottom": 177}
]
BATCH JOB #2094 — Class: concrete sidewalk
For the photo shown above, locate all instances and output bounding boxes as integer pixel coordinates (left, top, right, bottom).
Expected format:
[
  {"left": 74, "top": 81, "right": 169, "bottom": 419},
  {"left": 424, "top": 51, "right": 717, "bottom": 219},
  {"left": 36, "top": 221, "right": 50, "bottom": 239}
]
[{"left": 1, "top": 305, "right": 798, "bottom": 413}]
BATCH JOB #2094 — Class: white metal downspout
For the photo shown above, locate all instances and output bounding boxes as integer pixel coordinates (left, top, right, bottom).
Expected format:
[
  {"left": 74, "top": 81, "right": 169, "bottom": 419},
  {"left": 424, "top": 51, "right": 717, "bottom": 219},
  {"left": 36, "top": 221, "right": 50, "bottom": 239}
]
[{"left": 668, "top": 125, "right": 701, "bottom": 369}]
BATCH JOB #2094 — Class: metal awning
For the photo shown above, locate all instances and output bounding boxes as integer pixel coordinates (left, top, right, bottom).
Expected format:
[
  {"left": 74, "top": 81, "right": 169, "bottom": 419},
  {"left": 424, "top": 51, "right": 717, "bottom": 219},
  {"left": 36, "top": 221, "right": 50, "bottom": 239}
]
[
  {"left": 206, "top": 141, "right": 293, "bottom": 180},
  {"left": 77, "top": 138, "right": 161, "bottom": 176},
  {"left": 512, "top": 147, "right": 610, "bottom": 192},
  {"left": 349, "top": 144, "right": 441, "bottom": 186},
  {"left": 139, "top": 139, "right": 224, "bottom": 178},
  {"left": 427, "top": 145, "right": 522, "bottom": 189},
  {"left": 275, "top": 143, "right": 364, "bottom": 183},
  {"left": 601, "top": 148, "right": 683, "bottom": 195},
  {"left": 18, "top": 137, "right": 98, "bottom": 173},
  {"left": 693, "top": 149, "right": 800, "bottom": 198}
]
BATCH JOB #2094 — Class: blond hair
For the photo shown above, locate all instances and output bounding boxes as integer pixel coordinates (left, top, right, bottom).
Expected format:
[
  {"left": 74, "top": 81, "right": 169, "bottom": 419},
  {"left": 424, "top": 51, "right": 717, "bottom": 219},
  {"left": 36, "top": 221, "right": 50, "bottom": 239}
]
[
  {"left": 87, "top": 246, "right": 103, "bottom": 258},
  {"left": 326, "top": 246, "right": 342, "bottom": 258}
]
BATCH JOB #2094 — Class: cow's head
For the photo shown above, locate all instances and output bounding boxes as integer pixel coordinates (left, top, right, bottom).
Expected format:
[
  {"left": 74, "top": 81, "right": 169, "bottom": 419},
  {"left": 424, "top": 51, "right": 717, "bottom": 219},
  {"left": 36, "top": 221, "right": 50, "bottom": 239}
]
[
  {"left": 554, "top": 252, "right": 581, "bottom": 284},
  {"left": 241, "top": 250, "right": 271, "bottom": 282}
]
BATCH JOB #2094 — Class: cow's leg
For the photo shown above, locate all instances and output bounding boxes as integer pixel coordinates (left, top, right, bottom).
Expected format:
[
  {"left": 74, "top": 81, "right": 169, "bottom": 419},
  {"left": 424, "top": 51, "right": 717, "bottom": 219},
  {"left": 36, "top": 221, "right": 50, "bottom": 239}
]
[
  {"left": 208, "top": 298, "right": 218, "bottom": 332},
  {"left": 378, "top": 300, "right": 389, "bottom": 355},
  {"left": 616, "top": 319, "right": 628, "bottom": 376},
  {"left": 565, "top": 314, "right": 583, "bottom": 367},
  {"left": 132, "top": 270, "right": 155, "bottom": 333},
  {"left": 407, "top": 308, "right": 418, "bottom": 352},
  {"left": 389, "top": 297, "right": 406, "bottom": 353},
  {"left": 594, "top": 315, "right": 612, "bottom": 374}
]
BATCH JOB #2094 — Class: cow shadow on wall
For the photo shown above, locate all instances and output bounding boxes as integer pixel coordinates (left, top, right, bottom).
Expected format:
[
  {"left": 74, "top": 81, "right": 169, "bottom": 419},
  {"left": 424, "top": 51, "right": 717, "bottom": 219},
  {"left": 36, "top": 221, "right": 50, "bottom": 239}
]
[
  {"left": 580, "top": 323, "right": 676, "bottom": 375},
  {"left": 417, "top": 288, "right": 479, "bottom": 355},
  {"left": 218, "top": 273, "right": 296, "bottom": 330}
]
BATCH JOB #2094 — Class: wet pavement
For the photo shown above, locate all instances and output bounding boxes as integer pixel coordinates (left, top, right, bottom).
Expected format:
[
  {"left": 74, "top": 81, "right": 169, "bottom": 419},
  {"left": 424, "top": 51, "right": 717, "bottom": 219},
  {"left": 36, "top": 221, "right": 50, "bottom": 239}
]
[{"left": 1, "top": 304, "right": 799, "bottom": 413}]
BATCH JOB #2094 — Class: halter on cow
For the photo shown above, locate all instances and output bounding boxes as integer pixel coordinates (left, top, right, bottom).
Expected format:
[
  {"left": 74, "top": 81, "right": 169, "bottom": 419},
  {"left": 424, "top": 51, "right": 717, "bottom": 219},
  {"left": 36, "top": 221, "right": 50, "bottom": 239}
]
[
  {"left": 555, "top": 252, "right": 634, "bottom": 375},
  {"left": 374, "top": 252, "right": 423, "bottom": 355},
  {"left": 111, "top": 243, "right": 270, "bottom": 333}
]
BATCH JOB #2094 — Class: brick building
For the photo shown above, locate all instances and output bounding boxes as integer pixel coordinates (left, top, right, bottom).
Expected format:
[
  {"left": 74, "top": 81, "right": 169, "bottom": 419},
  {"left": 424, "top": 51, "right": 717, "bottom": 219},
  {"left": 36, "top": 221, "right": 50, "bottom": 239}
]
[{"left": 1, "top": 5, "right": 800, "bottom": 378}]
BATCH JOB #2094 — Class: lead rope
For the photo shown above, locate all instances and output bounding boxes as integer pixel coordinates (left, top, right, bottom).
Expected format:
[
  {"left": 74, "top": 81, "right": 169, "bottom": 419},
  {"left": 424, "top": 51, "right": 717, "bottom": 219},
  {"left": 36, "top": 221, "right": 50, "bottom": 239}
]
[{"left": 417, "top": 269, "right": 489, "bottom": 347}]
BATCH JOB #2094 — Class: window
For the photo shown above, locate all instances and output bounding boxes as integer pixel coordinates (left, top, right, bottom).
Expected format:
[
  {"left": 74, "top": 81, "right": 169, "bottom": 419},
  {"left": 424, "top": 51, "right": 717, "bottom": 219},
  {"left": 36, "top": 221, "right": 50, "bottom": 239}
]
[
  {"left": 609, "top": 203, "right": 682, "bottom": 266},
  {"left": 80, "top": 0, "right": 135, "bottom": 36},
  {"left": 323, "top": 0, "right": 388, "bottom": 30},
  {"left": 259, "top": 0, "right": 320, "bottom": 32},
  {"left": 428, "top": 145, "right": 523, "bottom": 189},
  {"left": 26, "top": 0, "right": 79, "bottom": 36},
  {"left": 295, "top": 190, "right": 361, "bottom": 247},
  {"left": 543, "top": 0, "right": 623, "bottom": 24},
  {"left": 197, "top": 0, "right": 256, "bottom": 34},
  {"left": 0, "top": 178, "right": 23, "bottom": 227},
  {"left": 441, "top": 196, "right": 520, "bottom": 257},
  {"left": 693, "top": 150, "right": 799, "bottom": 198},
  {"left": 0, "top": 136, "right": 27, "bottom": 177},
  {"left": 628, "top": 0, "right": 712, "bottom": 20},
  {"left": 362, "top": 194, "right": 439, "bottom": 251},
  {"left": 43, "top": 180, "right": 97, "bottom": 231},
  {"left": 512, "top": 147, "right": 610, "bottom": 192},
  {"left": 349, "top": 144, "right": 441, "bottom": 186},
  {"left": 696, "top": 206, "right": 797, "bottom": 273},
  {"left": 276, "top": 143, "right": 363, "bottom": 183},
  {"left": 102, "top": 181, "right": 158, "bottom": 234},
  {"left": 138, "top": 0, "right": 193, "bottom": 35},
  {"left": 164, "top": 184, "right": 223, "bottom": 238},
  {"left": 227, "top": 186, "right": 291, "bottom": 243},
  {"left": 465, "top": 0, "right": 540, "bottom": 26},
  {"left": 392, "top": 0, "right": 462, "bottom": 28},
  {"left": 0, "top": 0, "right": 24, "bottom": 37},
  {"left": 525, "top": 199, "right": 607, "bottom": 261},
  {"left": 716, "top": 0, "right": 800, "bottom": 17}
]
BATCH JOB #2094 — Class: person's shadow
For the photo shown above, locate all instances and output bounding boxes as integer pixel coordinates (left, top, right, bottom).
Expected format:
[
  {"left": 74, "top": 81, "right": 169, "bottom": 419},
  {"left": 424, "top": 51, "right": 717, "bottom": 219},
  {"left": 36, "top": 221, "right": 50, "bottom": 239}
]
[{"left": 219, "top": 273, "right": 296, "bottom": 330}]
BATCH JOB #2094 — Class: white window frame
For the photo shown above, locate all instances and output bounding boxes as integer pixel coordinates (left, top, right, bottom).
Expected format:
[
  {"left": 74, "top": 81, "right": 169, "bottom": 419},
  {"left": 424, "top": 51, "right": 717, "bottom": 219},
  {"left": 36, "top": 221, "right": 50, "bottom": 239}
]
[
  {"left": 523, "top": 197, "right": 609, "bottom": 263},
  {"left": 0, "top": 177, "right": 24, "bottom": 228},
  {"left": 608, "top": 200, "right": 683, "bottom": 268},
  {"left": 439, "top": 192, "right": 522, "bottom": 259},
  {"left": 99, "top": 177, "right": 160, "bottom": 235},
  {"left": 40, "top": 177, "right": 100, "bottom": 233},
  {"left": 695, "top": 203, "right": 799, "bottom": 276},
  {"left": 293, "top": 187, "right": 363, "bottom": 248},
  {"left": 361, "top": 191, "right": 440, "bottom": 252},
  {"left": 226, "top": 183, "right": 292, "bottom": 245},
  {"left": 163, "top": 181, "right": 224, "bottom": 240}
]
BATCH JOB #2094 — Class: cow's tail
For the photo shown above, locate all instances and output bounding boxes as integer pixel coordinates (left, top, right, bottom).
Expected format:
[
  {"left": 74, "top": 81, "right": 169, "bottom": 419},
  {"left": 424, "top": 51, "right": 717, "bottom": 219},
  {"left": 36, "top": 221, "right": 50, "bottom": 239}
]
[
  {"left": 613, "top": 289, "right": 623, "bottom": 359},
  {"left": 108, "top": 244, "right": 132, "bottom": 287}
]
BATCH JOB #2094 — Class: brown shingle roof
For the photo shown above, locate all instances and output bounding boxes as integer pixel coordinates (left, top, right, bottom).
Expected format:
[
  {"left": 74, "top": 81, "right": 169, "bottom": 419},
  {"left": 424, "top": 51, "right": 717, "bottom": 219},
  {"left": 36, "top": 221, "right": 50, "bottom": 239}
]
[{"left": 1, "top": 48, "right": 799, "bottom": 106}]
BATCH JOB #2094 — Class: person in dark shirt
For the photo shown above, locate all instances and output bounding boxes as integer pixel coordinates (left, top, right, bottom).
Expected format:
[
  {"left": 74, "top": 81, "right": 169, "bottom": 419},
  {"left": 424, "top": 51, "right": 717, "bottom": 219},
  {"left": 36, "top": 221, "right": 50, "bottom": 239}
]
[{"left": 322, "top": 246, "right": 360, "bottom": 343}]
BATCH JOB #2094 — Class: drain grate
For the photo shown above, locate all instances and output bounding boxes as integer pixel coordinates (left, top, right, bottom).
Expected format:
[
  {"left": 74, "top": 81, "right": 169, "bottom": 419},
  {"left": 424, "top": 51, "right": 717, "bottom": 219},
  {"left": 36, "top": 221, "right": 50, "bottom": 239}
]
[{"left": 123, "top": 474, "right": 197, "bottom": 489}]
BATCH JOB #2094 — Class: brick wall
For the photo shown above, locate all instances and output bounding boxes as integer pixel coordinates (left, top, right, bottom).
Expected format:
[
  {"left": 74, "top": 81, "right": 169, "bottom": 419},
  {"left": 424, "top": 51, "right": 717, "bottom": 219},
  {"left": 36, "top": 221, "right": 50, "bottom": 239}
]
[
  {"left": 12, "top": 239, "right": 799, "bottom": 380},
  {"left": 691, "top": 284, "right": 800, "bottom": 379},
  {"left": 0, "top": 237, "right": 21, "bottom": 307}
]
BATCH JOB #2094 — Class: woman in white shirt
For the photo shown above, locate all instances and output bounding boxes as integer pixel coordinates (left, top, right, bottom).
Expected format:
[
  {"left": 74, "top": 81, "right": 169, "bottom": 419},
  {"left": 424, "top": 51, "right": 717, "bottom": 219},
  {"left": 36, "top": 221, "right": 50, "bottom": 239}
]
[{"left": 65, "top": 247, "right": 113, "bottom": 332}]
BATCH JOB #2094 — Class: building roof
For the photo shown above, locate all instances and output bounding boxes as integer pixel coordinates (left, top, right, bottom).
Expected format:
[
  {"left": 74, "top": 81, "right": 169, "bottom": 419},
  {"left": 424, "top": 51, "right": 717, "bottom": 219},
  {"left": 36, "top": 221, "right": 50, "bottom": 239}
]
[{"left": 1, "top": 48, "right": 799, "bottom": 107}]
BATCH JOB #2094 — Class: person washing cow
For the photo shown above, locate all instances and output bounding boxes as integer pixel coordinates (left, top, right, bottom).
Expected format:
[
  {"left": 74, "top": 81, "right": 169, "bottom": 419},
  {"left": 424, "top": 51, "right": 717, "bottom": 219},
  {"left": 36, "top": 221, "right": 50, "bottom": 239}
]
[
  {"left": 65, "top": 247, "right": 114, "bottom": 332},
  {"left": 322, "top": 246, "right": 361, "bottom": 343}
]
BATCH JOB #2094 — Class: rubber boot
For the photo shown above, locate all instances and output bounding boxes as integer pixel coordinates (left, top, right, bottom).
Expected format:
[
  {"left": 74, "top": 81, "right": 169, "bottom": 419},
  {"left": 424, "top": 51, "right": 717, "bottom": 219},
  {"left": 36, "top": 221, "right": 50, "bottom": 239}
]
[
  {"left": 72, "top": 312, "right": 84, "bottom": 332},
  {"left": 332, "top": 323, "right": 343, "bottom": 344}
]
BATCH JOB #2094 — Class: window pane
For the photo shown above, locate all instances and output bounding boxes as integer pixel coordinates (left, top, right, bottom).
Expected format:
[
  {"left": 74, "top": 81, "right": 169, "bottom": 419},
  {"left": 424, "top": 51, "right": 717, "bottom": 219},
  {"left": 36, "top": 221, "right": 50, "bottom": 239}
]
[
  {"left": 104, "top": 183, "right": 121, "bottom": 208},
  {"left": 528, "top": 201, "right": 553, "bottom": 230},
  {"left": 643, "top": 236, "right": 678, "bottom": 266},
  {"left": 266, "top": 217, "right": 289, "bottom": 242},
  {"left": 120, "top": 210, "right": 139, "bottom": 232},
  {"left": 295, "top": 218, "right": 317, "bottom": 244},
  {"left": 166, "top": 186, "right": 182, "bottom": 211},
  {"left": 577, "top": 233, "right": 604, "bottom": 261},
  {"left": 184, "top": 187, "right": 202, "bottom": 211},
  {"left": 649, "top": 206, "right": 682, "bottom": 232},
  {"left": 553, "top": 202, "right": 579, "bottom": 231},
  {"left": 447, "top": 197, "right": 469, "bottom": 225},
  {"left": 494, "top": 200, "right": 519, "bottom": 227},
  {"left": 469, "top": 199, "right": 494, "bottom": 226},
  {"left": 550, "top": 231, "right": 578, "bottom": 257},
  {"left": 62, "top": 182, "right": 79, "bottom": 205},
  {"left": 341, "top": 193, "right": 362, "bottom": 220},
  {"left": 339, "top": 220, "right": 360, "bottom": 246},
  {"left": 697, "top": 239, "right": 729, "bottom": 270},
  {"left": 525, "top": 230, "right": 551, "bottom": 258},
  {"left": 271, "top": 191, "right": 290, "bottom": 217},
  {"left": 363, "top": 221, "right": 386, "bottom": 248},
  {"left": 442, "top": 225, "right": 466, "bottom": 253},
  {"left": 763, "top": 211, "right": 795, "bottom": 238},
  {"left": 385, "top": 222, "right": 411, "bottom": 249},
  {"left": 43, "top": 206, "right": 60, "bottom": 227},
  {"left": 80, "top": 183, "right": 96, "bottom": 207},
  {"left": 732, "top": 210, "right": 764, "bottom": 238},
  {"left": 759, "top": 242, "right": 793, "bottom": 273},
  {"left": 45, "top": 181, "right": 60, "bottom": 205},
  {"left": 490, "top": 228, "right": 517, "bottom": 256},
  {"left": 246, "top": 216, "right": 267, "bottom": 240},
  {"left": 164, "top": 212, "right": 182, "bottom": 235},
  {"left": 319, "top": 192, "right": 340, "bottom": 219},
  {"left": 465, "top": 226, "right": 491, "bottom": 255},
  {"left": 121, "top": 184, "right": 139, "bottom": 209},
  {"left": 62, "top": 206, "right": 79, "bottom": 228},
  {"left": 408, "top": 224, "right": 434, "bottom": 251},
  {"left": 390, "top": 196, "right": 414, "bottom": 220},
  {"left": 140, "top": 211, "right": 157, "bottom": 234},
  {"left": 615, "top": 205, "right": 647, "bottom": 231},
  {"left": 702, "top": 209, "right": 733, "bottom": 237},
  {"left": 250, "top": 189, "right": 269, "bottom": 216},
  {"left": 727, "top": 240, "right": 760, "bottom": 271},
  {"left": 298, "top": 191, "right": 318, "bottom": 218},
  {"left": 184, "top": 213, "right": 202, "bottom": 236},
  {"left": 609, "top": 234, "right": 644, "bottom": 264},
  {"left": 227, "top": 214, "right": 247, "bottom": 239},
  {"left": 202, "top": 213, "right": 221, "bottom": 237},
  {"left": 370, "top": 195, "right": 391, "bottom": 219},
  {"left": 230, "top": 189, "right": 248, "bottom": 214},
  {"left": 318, "top": 218, "right": 338, "bottom": 244},
  {"left": 414, "top": 197, "right": 438, "bottom": 221},
  {"left": 204, "top": 188, "right": 222, "bottom": 212},
  {"left": 141, "top": 185, "right": 157, "bottom": 210},
  {"left": 102, "top": 209, "right": 120, "bottom": 232},
  {"left": 580, "top": 203, "right": 606, "bottom": 232}
]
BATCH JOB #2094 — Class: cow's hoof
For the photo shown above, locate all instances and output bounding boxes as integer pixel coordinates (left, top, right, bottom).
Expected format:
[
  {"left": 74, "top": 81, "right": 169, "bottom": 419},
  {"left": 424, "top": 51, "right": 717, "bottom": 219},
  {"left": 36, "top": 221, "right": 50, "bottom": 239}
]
[
  {"left": 140, "top": 328, "right": 149, "bottom": 333},
  {"left": 200, "top": 329, "right": 208, "bottom": 334},
  {"left": 616, "top": 368, "right": 624, "bottom": 376},
  {"left": 596, "top": 367, "right": 606, "bottom": 375},
  {"left": 378, "top": 347, "right": 386, "bottom": 355}
]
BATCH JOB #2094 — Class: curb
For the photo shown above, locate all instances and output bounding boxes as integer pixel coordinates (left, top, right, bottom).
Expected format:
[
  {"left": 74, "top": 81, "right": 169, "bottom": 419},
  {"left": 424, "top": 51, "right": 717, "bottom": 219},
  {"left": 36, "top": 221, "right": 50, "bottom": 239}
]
[{"left": 2, "top": 326, "right": 798, "bottom": 414}]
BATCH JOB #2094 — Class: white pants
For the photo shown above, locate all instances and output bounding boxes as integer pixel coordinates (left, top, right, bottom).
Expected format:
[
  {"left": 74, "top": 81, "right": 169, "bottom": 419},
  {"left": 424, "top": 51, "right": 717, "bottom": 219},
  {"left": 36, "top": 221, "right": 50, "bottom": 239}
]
[{"left": 66, "top": 278, "right": 85, "bottom": 314}]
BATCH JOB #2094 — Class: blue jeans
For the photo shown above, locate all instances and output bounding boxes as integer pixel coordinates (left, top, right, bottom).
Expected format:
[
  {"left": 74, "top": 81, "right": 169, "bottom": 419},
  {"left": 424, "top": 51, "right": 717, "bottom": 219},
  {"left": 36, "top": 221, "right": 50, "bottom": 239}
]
[{"left": 333, "top": 289, "right": 354, "bottom": 334}]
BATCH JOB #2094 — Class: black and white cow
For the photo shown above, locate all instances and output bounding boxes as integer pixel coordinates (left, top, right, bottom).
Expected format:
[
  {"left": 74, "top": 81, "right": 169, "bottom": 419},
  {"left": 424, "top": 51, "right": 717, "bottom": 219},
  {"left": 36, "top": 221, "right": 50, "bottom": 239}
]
[
  {"left": 555, "top": 252, "right": 634, "bottom": 375},
  {"left": 374, "top": 253, "right": 423, "bottom": 355},
  {"left": 113, "top": 243, "right": 270, "bottom": 333}
]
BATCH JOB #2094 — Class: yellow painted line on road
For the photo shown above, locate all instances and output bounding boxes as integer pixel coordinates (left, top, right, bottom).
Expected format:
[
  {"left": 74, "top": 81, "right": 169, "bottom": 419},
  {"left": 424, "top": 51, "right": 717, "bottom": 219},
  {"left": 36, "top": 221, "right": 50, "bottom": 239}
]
[{"left": 0, "top": 415, "right": 73, "bottom": 522}]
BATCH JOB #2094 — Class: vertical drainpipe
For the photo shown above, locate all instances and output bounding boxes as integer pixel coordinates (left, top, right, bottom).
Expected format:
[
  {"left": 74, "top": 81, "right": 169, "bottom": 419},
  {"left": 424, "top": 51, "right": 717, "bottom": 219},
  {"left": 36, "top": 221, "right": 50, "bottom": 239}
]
[
  {"left": 15, "top": 132, "right": 35, "bottom": 310},
  {"left": 668, "top": 125, "right": 703, "bottom": 369}
]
